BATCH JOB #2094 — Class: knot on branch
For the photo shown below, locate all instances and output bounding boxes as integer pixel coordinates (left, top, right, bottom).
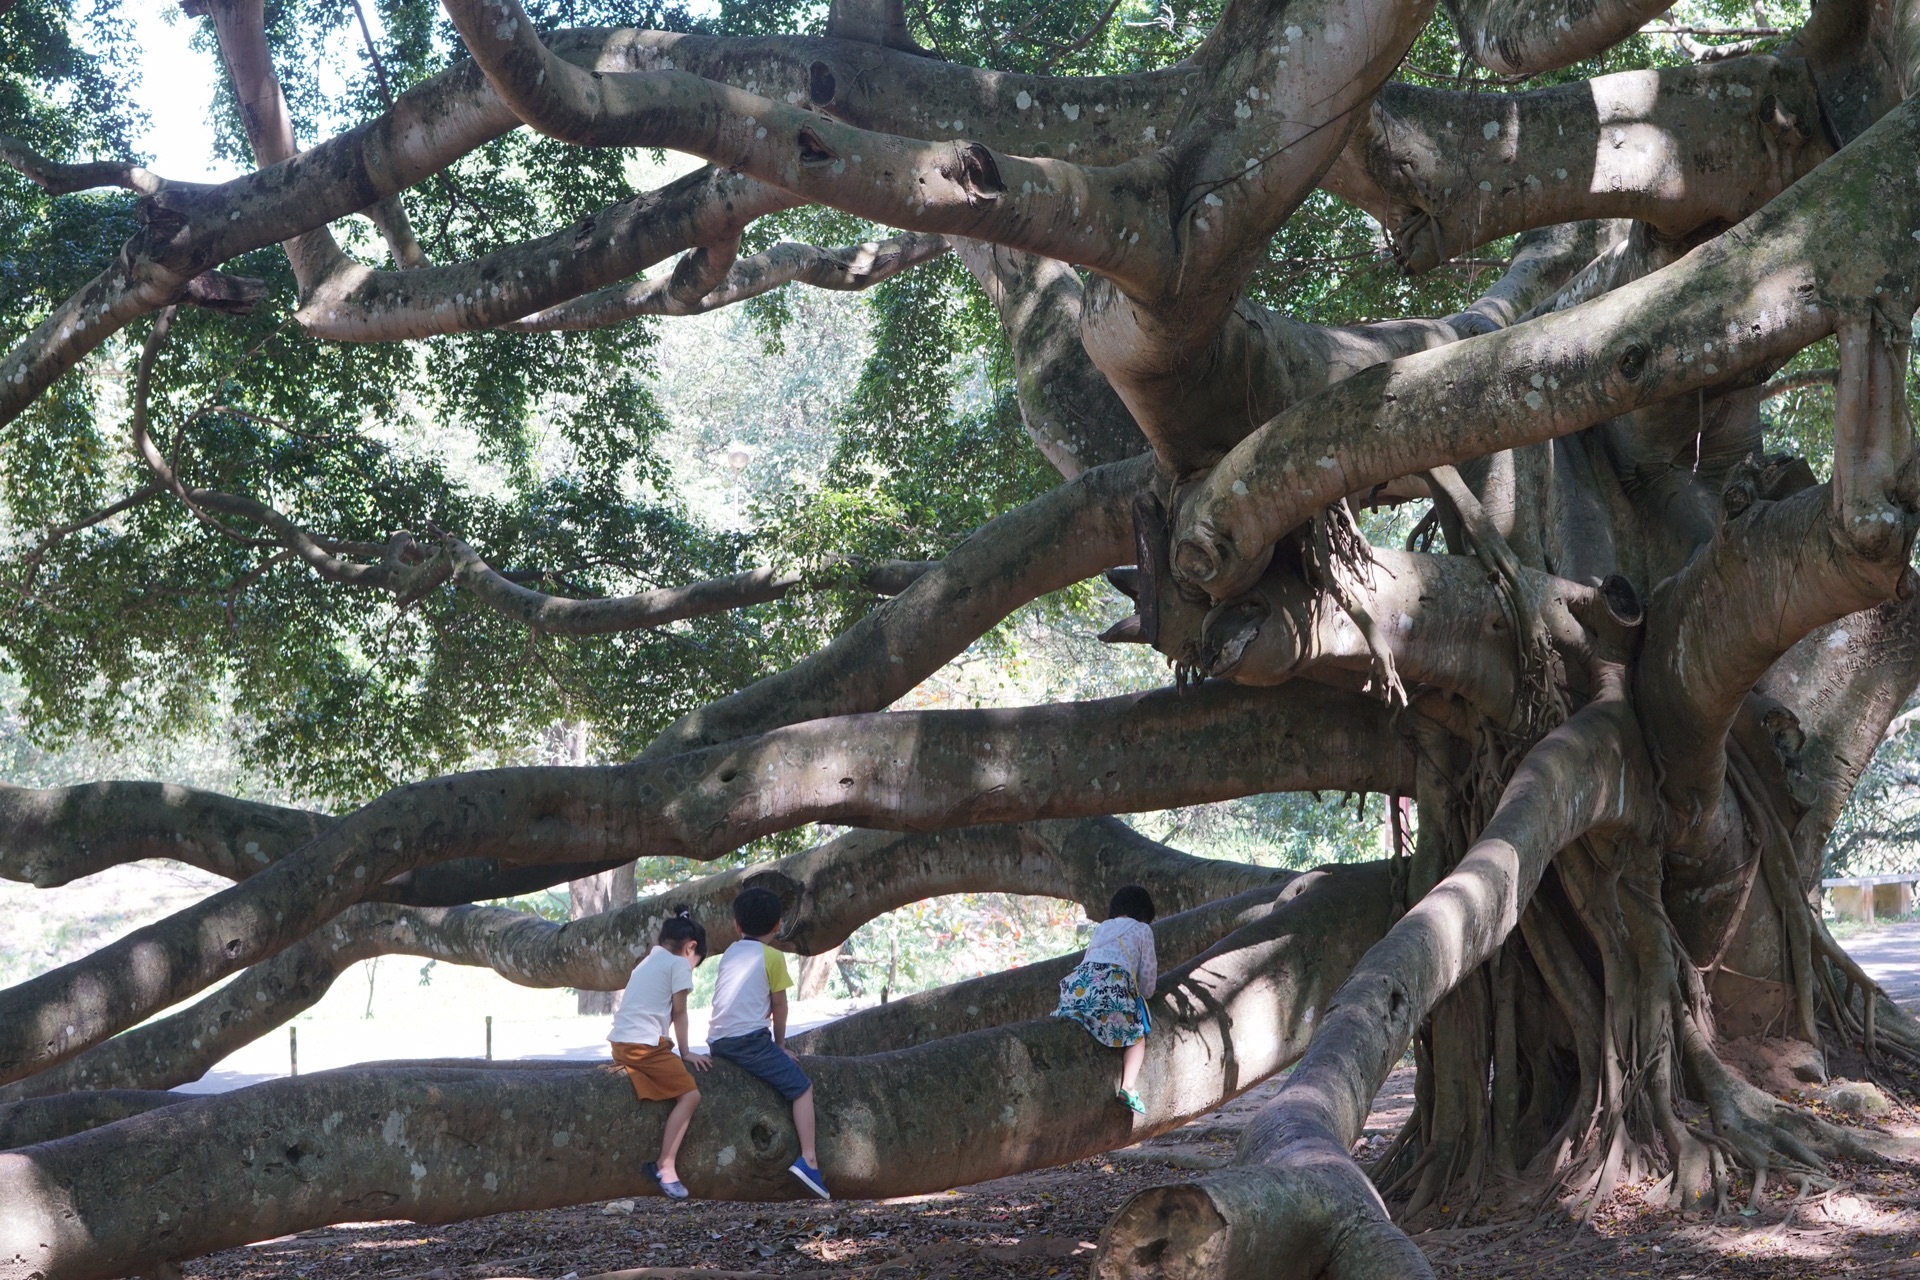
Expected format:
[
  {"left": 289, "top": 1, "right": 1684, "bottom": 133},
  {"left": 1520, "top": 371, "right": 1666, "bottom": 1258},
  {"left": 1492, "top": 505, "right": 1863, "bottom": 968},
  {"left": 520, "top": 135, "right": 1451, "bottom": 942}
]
[
  {"left": 953, "top": 143, "right": 1005, "bottom": 204},
  {"left": 796, "top": 127, "right": 839, "bottom": 167},
  {"left": 808, "top": 61, "right": 838, "bottom": 108},
  {"left": 181, "top": 270, "right": 269, "bottom": 316}
]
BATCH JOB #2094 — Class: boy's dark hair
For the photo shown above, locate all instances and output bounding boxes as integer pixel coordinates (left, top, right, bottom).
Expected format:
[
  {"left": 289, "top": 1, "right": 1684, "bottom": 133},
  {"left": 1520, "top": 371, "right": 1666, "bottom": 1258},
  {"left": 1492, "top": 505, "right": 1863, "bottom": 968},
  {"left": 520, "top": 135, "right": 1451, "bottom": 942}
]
[
  {"left": 733, "top": 886, "right": 785, "bottom": 938},
  {"left": 1108, "top": 884, "right": 1156, "bottom": 924},
  {"left": 658, "top": 905, "right": 709, "bottom": 961}
]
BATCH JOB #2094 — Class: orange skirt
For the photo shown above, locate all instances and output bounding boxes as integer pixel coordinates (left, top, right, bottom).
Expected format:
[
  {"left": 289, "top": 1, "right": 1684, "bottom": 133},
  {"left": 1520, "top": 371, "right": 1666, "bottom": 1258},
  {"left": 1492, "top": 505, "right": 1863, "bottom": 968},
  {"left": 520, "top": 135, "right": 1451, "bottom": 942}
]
[{"left": 610, "top": 1039, "right": 698, "bottom": 1101}]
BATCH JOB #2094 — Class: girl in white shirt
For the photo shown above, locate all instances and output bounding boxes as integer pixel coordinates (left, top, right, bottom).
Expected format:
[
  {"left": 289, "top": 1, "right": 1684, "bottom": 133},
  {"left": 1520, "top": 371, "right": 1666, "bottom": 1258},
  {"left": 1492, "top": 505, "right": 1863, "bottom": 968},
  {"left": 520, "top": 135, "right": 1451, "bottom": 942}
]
[
  {"left": 608, "top": 908, "right": 711, "bottom": 1199},
  {"left": 1054, "top": 885, "right": 1158, "bottom": 1114}
]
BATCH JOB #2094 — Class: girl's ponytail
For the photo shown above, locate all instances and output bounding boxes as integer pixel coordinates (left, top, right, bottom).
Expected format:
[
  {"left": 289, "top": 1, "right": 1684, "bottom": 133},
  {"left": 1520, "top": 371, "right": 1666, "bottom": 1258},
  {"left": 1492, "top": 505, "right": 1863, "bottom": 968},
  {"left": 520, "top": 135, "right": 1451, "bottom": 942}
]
[{"left": 658, "top": 904, "right": 709, "bottom": 960}]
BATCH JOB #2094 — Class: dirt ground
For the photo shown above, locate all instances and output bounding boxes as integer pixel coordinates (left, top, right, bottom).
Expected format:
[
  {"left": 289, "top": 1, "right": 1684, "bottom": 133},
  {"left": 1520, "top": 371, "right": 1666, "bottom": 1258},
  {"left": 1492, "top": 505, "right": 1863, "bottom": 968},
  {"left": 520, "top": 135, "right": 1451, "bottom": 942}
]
[{"left": 182, "top": 1057, "right": 1920, "bottom": 1280}]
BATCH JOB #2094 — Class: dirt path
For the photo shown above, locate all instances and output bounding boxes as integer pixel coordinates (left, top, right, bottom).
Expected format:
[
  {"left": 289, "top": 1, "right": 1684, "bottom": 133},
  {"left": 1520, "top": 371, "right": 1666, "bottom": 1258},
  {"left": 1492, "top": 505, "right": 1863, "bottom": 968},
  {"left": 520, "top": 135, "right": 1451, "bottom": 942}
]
[{"left": 1844, "top": 920, "right": 1920, "bottom": 1009}]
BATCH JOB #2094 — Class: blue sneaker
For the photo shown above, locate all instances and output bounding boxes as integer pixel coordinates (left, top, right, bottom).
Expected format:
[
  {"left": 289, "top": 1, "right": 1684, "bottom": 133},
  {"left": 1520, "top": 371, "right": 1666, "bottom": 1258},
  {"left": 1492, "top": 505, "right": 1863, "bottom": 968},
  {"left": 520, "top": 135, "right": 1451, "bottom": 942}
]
[{"left": 788, "top": 1157, "right": 830, "bottom": 1199}]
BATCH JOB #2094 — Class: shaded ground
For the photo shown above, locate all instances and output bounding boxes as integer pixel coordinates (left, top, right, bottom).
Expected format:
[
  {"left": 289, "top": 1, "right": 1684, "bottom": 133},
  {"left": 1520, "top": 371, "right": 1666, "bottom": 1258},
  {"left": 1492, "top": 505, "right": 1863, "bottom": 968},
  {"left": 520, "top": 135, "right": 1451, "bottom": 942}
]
[{"left": 178, "top": 925, "right": 1920, "bottom": 1279}]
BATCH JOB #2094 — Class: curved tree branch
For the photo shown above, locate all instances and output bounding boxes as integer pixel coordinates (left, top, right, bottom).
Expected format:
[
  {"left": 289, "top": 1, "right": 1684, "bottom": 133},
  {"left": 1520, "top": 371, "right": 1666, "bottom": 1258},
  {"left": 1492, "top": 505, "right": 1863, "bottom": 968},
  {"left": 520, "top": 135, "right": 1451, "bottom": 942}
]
[
  {"left": 440, "top": 533, "right": 933, "bottom": 633},
  {"left": 792, "top": 863, "right": 1390, "bottom": 1057},
  {"left": 1172, "top": 94, "right": 1920, "bottom": 602},
  {"left": 1444, "top": 0, "right": 1691, "bottom": 76},
  {"left": 0, "top": 678, "right": 1415, "bottom": 1086},
  {"left": 1096, "top": 688, "right": 1652, "bottom": 1280},
  {"left": 1325, "top": 60, "right": 1830, "bottom": 274},
  {"left": 640, "top": 451, "right": 1152, "bottom": 756},
  {"left": 296, "top": 167, "right": 800, "bottom": 342},
  {"left": 0, "top": 860, "right": 1395, "bottom": 1280},
  {"left": 0, "top": 817, "right": 1287, "bottom": 1101},
  {"left": 1637, "top": 310, "right": 1919, "bottom": 830},
  {"left": 503, "top": 231, "right": 950, "bottom": 331},
  {"left": 438, "top": 0, "right": 1173, "bottom": 292}
]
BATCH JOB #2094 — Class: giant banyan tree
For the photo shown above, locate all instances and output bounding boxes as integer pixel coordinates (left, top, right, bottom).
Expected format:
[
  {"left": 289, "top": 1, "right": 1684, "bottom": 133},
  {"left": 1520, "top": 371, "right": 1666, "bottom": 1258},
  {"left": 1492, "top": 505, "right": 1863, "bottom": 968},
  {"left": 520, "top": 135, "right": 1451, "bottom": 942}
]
[{"left": 4, "top": 0, "right": 1920, "bottom": 1274}]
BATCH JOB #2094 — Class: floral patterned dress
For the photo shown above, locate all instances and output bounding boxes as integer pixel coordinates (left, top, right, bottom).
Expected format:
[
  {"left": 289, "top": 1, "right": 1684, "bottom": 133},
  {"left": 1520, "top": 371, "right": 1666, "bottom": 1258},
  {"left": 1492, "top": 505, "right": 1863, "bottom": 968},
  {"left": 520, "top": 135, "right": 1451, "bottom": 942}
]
[
  {"left": 1055, "top": 961, "right": 1149, "bottom": 1047},
  {"left": 1053, "top": 917, "right": 1157, "bottom": 1048}
]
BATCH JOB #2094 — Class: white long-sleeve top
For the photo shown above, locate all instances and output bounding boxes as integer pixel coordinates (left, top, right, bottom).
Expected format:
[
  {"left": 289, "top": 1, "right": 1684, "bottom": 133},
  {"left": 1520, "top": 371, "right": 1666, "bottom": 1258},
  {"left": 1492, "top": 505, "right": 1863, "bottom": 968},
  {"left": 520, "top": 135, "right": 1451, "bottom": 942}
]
[{"left": 1084, "top": 916, "right": 1157, "bottom": 999}]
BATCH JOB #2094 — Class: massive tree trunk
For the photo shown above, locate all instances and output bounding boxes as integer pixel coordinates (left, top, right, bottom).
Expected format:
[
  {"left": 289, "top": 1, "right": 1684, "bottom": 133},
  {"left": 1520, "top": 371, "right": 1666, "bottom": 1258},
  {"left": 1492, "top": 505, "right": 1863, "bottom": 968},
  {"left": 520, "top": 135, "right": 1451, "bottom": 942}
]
[{"left": 7, "top": 0, "right": 1920, "bottom": 1274}]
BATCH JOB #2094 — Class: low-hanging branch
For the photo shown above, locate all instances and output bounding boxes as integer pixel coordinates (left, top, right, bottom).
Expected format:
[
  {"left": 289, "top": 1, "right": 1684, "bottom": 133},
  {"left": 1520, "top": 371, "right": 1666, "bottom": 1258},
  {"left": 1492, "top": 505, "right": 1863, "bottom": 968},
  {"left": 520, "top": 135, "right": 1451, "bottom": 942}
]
[
  {"left": 0, "top": 862, "right": 1396, "bottom": 1280},
  {"left": 792, "top": 865, "right": 1384, "bottom": 1058},
  {"left": 0, "top": 678, "right": 1418, "bottom": 1087},
  {"left": 0, "top": 817, "right": 1289, "bottom": 1103},
  {"left": 1098, "top": 685, "right": 1650, "bottom": 1280}
]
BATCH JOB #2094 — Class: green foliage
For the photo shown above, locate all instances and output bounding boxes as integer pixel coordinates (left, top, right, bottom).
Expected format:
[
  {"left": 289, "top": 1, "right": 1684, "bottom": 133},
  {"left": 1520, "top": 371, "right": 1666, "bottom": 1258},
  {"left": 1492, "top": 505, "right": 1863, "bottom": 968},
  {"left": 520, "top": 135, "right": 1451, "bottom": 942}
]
[{"left": 0, "top": 0, "right": 1882, "bottom": 901}]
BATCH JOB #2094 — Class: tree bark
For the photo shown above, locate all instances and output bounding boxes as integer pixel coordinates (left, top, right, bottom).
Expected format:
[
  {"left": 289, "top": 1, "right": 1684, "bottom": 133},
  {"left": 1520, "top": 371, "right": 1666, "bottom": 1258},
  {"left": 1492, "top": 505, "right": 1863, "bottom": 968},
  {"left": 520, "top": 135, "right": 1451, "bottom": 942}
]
[
  {"left": 0, "top": 820, "right": 1298, "bottom": 1102},
  {"left": 0, "top": 863, "right": 1394, "bottom": 1280}
]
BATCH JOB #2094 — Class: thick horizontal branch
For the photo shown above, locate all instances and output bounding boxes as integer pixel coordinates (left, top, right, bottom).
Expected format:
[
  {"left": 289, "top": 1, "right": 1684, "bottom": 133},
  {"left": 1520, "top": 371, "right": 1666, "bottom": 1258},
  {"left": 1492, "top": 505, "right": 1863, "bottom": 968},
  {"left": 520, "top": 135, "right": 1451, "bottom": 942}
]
[
  {"left": 2, "top": 458, "right": 1150, "bottom": 889},
  {"left": 0, "top": 860, "right": 1395, "bottom": 1280},
  {"left": 602, "top": 29, "right": 1185, "bottom": 165},
  {"left": 1324, "top": 58, "right": 1830, "bottom": 274},
  {"left": 1172, "top": 91, "right": 1920, "bottom": 602},
  {"left": 504, "top": 231, "right": 949, "bottom": 332},
  {"left": 0, "top": 777, "right": 660, "bottom": 905},
  {"left": 297, "top": 166, "right": 800, "bottom": 342},
  {"left": 440, "top": 0, "right": 1173, "bottom": 291},
  {"left": 792, "top": 864, "right": 1387, "bottom": 1056},
  {"left": 0, "top": 677, "right": 1415, "bottom": 1086},
  {"left": 0, "top": 1092, "right": 184, "bottom": 1151},
  {"left": 0, "top": 817, "right": 1281, "bottom": 1100},
  {"left": 0, "top": 781, "right": 331, "bottom": 888}
]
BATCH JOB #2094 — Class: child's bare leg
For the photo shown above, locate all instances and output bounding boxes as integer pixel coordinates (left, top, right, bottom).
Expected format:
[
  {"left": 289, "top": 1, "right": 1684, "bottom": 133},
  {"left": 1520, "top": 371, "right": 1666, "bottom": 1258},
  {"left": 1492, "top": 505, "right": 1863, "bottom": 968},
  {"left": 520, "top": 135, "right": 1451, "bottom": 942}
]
[
  {"left": 1121, "top": 1040, "right": 1146, "bottom": 1091},
  {"left": 792, "top": 1086, "right": 818, "bottom": 1165},
  {"left": 657, "top": 1089, "right": 701, "bottom": 1182}
]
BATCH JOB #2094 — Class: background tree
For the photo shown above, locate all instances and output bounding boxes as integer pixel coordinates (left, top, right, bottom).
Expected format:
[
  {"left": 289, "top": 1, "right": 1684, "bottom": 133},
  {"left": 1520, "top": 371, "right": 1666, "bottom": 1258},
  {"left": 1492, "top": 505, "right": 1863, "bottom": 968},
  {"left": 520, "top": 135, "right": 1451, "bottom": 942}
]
[{"left": 4, "top": 0, "right": 1920, "bottom": 1276}]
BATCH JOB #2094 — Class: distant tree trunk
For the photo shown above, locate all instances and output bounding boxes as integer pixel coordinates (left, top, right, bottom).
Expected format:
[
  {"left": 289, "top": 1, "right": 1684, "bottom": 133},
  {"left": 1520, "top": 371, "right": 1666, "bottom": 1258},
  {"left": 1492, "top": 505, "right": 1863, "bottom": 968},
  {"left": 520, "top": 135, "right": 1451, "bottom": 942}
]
[
  {"left": 793, "top": 945, "right": 842, "bottom": 1001},
  {"left": 549, "top": 722, "right": 635, "bottom": 1016}
]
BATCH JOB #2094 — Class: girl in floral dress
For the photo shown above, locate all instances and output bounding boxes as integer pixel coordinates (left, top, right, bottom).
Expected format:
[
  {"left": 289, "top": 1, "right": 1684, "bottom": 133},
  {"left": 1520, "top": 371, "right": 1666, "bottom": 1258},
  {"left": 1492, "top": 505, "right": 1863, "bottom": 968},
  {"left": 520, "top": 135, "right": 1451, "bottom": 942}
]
[{"left": 1054, "top": 885, "right": 1158, "bottom": 1114}]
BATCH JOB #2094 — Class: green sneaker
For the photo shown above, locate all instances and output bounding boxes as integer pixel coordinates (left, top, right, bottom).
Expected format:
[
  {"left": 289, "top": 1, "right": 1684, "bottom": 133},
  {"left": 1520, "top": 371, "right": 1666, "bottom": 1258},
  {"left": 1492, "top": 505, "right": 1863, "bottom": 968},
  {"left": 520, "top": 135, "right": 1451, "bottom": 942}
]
[{"left": 1118, "top": 1087, "right": 1146, "bottom": 1115}]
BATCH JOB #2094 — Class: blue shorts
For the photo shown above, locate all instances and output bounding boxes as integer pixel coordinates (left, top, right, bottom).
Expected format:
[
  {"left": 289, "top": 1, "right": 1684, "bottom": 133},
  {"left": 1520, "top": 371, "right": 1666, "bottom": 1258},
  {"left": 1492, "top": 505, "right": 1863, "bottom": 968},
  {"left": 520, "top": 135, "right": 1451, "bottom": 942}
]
[{"left": 710, "top": 1029, "right": 813, "bottom": 1102}]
